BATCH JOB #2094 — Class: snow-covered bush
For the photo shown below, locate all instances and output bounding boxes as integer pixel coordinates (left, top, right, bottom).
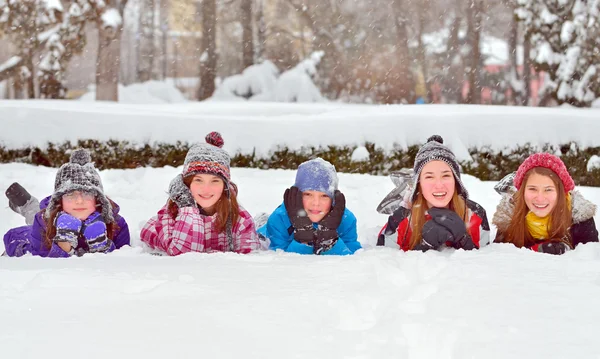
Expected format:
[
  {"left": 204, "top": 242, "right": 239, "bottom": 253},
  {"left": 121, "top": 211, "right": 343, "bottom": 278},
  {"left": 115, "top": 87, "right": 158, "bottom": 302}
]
[
  {"left": 5, "top": 140, "right": 600, "bottom": 187},
  {"left": 211, "top": 52, "right": 326, "bottom": 103}
]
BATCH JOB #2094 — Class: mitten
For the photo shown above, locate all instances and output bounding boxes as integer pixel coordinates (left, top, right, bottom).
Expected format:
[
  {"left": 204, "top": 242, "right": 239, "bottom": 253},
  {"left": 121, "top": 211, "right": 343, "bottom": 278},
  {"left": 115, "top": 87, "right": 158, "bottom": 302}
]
[
  {"left": 313, "top": 191, "right": 346, "bottom": 254},
  {"left": 82, "top": 212, "right": 114, "bottom": 253},
  {"left": 54, "top": 212, "right": 83, "bottom": 249},
  {"left": 413, "top": 219, "right": 452, "bottom": 251},
  {"left": 5, "top": 182, "right": 40, "bottom": 225},
  {"left": 537, "top": 241, "right": 570, "bottom": 255},
  {"left": 283, "top": 186, "right": 314, "bottom": 244},
  {"left": 169, "top": 175, "right": 195, "bottom": 208}
]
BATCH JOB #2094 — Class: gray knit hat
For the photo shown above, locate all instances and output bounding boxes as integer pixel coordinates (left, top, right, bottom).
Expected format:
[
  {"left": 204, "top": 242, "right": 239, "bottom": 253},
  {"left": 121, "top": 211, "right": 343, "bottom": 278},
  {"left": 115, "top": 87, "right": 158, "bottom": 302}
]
[
  {"left": 45, "top": 149, "right": 114, "bottom": 223},
  {"left": 182, "top": 132, "right": 230, "bottom": 183},
  {"left": 410, "top": 135, "right": 468, "bottom": 202}
]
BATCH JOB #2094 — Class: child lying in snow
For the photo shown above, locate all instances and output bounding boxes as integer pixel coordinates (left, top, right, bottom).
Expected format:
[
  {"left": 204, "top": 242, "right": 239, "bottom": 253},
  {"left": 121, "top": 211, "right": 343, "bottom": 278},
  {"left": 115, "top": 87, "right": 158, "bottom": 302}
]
[
  {"left": 492, "top": 153, "right": 598, "bottom": 255},
  {"left": 377, "top": 135, "right": 490, "bottom": 252},
  {"left": 257, "top": 158, "right": 362, "bottom": 255},
  {"left": 140, "top": 131, "right": 261, "bottom": 255},
  {"left": 3, "top": 149, "right": 130, "bottom": 257}
]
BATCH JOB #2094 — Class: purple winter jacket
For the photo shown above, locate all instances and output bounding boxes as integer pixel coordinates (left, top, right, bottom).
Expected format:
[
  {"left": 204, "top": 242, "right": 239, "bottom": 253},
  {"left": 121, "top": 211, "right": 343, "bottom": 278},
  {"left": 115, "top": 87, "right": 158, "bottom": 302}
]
[{"left": 3, "top": 196, "right": 130, "bottom": 257}]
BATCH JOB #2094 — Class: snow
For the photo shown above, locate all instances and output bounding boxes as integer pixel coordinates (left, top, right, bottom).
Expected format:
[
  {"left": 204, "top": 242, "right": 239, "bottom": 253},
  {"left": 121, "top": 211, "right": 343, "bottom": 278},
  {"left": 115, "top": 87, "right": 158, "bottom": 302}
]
[
  {"left": 351, "top": 146, "right": 370, "bottom": 162},
  {"left": 2, "top": 161, "right": 600, "bottom": 358},
  {"left": 0, "top": 56, "right": 21, "bottom": 73},
  {"left": 212, "top": 53, "right": 326, "bottom": 103},
  {"left": 101, "top": 8, "right": 122, "bottom": 29},
  {"left": 44, "top": 0, "right": 63, "bottom": 12},
  {"left": 2, "top": 103, "right": 600, "bottom": 357},
  {"left": 212, "top": 61, "right": 279, "bottom": 100},
  {"left": 419, "top": 30, "right": 524, "bottom": 66},
  {"left": 79, "top": 81, "right": 188, "bottom": 103},
  {"left": 1, "top": 101, "right": 600, "bottom": 161},
  {"left": 587, "top": 155, "right": 600, "bottom": 171},
  {"left": 561, "top": 20, "right": 575, "bottom": 44},
  {"left": 37, "top": 24, "right": 61, "bottom": 44}
]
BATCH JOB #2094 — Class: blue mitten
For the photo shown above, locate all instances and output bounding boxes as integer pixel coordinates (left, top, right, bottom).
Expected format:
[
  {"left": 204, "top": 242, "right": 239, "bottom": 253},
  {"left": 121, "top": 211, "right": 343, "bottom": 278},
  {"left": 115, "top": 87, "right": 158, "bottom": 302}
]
[
  {"left": 54, "top": 212, "right": 83, "bottom": 249},
  {"left": 82, "top": 212, "right": 113, "bottom": 253}
]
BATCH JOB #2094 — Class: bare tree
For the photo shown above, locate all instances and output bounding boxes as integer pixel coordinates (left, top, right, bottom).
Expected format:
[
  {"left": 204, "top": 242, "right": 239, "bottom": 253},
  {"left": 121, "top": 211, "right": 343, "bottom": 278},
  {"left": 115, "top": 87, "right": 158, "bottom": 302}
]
[
  {"left": 465, "top": 0, "right": 483, "bottom": 104},
  {"left": 91, "top": 0, "right": 129, "bottom": 101},
  {"left": 137, "top": 0, "right": 156, "bottom": 82},
  {"left": 197, "top": 0, "right": 217, "bottom": 100},
  {"left": 255, "top": 0, "right": 266, "bottom": 63},
  {"left": 390, "top": 0, "right": 415, "bottom": 103},
  {"left": 240, "top": 0, "right": 253, "bottom": 70}
]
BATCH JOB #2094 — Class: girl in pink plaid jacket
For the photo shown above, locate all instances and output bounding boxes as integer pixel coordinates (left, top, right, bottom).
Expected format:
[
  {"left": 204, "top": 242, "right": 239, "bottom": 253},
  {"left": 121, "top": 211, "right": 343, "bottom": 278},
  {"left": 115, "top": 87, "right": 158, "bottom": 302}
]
[{"left": 140, "top": 132, "right": 261, "bottom": 255}]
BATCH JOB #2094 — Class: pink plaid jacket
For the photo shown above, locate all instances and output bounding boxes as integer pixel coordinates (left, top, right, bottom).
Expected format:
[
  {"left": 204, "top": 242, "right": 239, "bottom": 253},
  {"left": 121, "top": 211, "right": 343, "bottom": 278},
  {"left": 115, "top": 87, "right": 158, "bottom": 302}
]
[{"left": 140, "top": 204, "right": 260, "bottom": 255}]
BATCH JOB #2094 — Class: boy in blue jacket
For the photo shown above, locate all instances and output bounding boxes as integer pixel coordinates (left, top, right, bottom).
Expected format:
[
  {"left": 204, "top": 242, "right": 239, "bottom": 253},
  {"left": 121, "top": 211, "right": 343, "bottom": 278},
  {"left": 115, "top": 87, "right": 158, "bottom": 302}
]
[{"left": 258, "top": 158, "right": 361, "bottom": 255}]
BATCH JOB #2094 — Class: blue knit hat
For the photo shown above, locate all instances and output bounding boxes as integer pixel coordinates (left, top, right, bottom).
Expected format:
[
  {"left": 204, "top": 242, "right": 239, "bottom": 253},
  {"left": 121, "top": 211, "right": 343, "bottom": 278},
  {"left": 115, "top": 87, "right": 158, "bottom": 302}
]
[{"left": 294, "top": 158, "right": 339, "bottom": 199}]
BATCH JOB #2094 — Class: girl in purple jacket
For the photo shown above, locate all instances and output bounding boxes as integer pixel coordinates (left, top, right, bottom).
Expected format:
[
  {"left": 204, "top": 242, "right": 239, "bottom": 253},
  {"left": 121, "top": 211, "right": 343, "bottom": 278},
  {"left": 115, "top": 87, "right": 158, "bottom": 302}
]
[{"left": 3, "top": 149, "right": 130, "bottom": 257}]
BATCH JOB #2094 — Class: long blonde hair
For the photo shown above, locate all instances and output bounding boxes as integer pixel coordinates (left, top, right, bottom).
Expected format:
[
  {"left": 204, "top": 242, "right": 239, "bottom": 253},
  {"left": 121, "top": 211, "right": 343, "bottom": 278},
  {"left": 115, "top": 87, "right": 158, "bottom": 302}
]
[{"left": 408, "top": 191, "right": 470, "bottom": 250}]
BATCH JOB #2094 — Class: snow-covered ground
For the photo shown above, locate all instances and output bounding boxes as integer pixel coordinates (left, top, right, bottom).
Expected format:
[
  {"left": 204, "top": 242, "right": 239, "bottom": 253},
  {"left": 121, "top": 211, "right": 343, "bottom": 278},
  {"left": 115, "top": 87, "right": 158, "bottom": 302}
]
[
  {"left": 2, "top": 163, "right": 600, "bottom": 358},
  {"left": 2, "top": 101, "right": 600, "bottom": 358}
]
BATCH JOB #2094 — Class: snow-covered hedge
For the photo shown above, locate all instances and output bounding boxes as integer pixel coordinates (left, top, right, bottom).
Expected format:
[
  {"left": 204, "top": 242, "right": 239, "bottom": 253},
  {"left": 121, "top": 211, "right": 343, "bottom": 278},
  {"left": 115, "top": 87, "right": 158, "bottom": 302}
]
[{"left": 2, "top": 140, "right": 600, "bottom": 186}]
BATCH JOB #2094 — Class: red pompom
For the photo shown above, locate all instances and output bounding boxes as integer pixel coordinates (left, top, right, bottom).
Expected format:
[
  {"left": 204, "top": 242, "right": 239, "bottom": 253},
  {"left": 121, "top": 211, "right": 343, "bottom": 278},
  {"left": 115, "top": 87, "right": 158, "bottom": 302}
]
[{"left": 205, "top": 131, "right": 224, "bottom": 148}]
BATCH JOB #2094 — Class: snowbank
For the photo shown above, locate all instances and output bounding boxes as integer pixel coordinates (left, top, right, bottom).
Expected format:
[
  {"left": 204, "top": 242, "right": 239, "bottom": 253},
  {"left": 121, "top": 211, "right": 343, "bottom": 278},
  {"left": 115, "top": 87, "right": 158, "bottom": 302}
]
[
  {"left": 79, "top": 81, "right": 188, "bottom": 103},
  {"left": 1, "top": 101, "right": 599, "bottom": 161},
  {"left": 1, "top": 162, "right": 600, "bottom": 359}
]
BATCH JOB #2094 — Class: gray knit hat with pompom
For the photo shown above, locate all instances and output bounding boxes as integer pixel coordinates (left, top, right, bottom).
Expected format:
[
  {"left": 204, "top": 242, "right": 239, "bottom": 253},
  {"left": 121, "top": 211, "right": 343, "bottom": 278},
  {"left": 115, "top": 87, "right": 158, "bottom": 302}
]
[
  {"left": 409, "top": 135, "right": 468, "bottom": 202},
  {"left": 45, "top": 149, "right": 114, "bottom": 223}
]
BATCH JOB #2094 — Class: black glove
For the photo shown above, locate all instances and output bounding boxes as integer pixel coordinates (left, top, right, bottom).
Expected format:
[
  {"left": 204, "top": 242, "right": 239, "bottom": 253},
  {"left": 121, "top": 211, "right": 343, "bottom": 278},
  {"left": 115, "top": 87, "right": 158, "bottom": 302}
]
[
  {"left": 428, "top": 207, "right": 475, "bottom": 250},
  {"left": 313, "top": 191, "right": 346, "bottom": 255},
  {"left": 5, "top": 182, "right": 40, "bottom": 225},
  {"left": 168, "top": 175, "right": 195, "bottom": 208},
  {"left": 283, "top": 186, "right": 314, "bottom": 244},
  {"left": 537, "top": 241, "right": 570, "bottom": 255},
  {"left": 413, "top": 219, "right": 452, "bottom": 251}
]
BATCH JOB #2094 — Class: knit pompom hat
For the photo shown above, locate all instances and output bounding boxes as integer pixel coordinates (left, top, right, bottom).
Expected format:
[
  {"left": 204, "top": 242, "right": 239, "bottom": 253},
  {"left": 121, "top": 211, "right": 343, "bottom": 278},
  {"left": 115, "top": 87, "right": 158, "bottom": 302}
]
[
  {"left": 410, "top": 135, "right": 468, "bottom": 202},
  {"left": 294, "top": 158, "right": 339, "bottom": 199},
  {"left": 182, "top": 132, "right": 230, "bottom": 183},
  {"left": 514, "top": 153, "right": 575, "bottom": 192},
  {"left": 45, "top": 149, "right": 114, "bottom": 223}
]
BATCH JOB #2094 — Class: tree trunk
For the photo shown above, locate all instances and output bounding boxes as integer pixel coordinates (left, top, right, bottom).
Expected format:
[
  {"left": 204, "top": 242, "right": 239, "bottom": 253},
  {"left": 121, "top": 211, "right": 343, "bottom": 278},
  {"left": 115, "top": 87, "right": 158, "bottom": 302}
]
[
  {"left": 197, "top": 0, "right": 217, "bottom": 101},
  {"left": 416, "top": 0, "right": 431, "bottom": 101},
  {"left": 255, "top": 0, "right": 265, "bottom": 63},
  {"left": 466, "top": 0, "right": 482, "bottom": 104},
  {"left": 96, "top": 26, "right": 123, "bottom": 101},
  {"left": 522, "top": 31, "right": 532, "bottom": 106},
  {"left": 508, "top": 1, "right": 521, "bottom": 105},
  {"left": 241, "top": 0, "right": 254, "bottom": 70},
  {"left": 391, "top": 0, "right": 415, "bottom": 103}
]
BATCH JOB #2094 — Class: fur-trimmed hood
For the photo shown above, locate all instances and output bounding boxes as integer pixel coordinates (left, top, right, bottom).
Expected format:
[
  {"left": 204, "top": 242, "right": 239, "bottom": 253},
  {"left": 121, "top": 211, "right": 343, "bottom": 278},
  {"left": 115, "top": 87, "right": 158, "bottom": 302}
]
[{"left": 492, "top": 189, "right": 597, "bottom": 232}]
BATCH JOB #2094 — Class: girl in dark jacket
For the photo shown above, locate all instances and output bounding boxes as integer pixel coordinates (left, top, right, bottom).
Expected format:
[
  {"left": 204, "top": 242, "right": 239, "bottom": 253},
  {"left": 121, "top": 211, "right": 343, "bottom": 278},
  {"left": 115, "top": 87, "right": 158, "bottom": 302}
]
[
  {"left": 378, "top": 135, "right": 490, "bottom": 251},
  {"left": 493, "top": 153, "right": 598, "bottom": 255}
]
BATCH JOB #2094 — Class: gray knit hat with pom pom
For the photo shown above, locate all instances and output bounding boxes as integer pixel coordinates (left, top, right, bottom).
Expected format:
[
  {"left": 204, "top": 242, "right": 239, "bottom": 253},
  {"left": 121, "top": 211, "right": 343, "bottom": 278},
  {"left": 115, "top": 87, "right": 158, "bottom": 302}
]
[
  {"left": 45, "top": 149, "right": 114, "bottom": 223},
  {"left": 409, "top": 135, "right": 468, "bottom": 202}
]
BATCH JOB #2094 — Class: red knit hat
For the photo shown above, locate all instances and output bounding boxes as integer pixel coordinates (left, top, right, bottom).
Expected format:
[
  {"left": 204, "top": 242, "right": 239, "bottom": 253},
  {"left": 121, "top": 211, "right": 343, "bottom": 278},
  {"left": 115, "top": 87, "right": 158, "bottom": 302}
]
[{"left": 514, "top": 153, "right": 574, "bottom": 192}]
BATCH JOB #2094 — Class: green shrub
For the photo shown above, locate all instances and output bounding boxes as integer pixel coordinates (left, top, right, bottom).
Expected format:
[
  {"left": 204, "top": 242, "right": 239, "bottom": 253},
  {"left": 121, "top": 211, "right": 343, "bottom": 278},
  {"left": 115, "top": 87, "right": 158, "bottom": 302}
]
[{"left": 1, "top": 140, "right": 599, "bottom": 186}]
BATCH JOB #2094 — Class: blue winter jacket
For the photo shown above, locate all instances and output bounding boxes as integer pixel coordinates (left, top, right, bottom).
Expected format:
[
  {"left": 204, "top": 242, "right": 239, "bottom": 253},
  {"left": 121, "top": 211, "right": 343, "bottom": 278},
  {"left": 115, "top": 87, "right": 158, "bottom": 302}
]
[
  {"left": 3, "top": 196, "right": 130, "bottom": 257},
  {"left": 257, "top": 203, "right": 361, "bottom": 255}
]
